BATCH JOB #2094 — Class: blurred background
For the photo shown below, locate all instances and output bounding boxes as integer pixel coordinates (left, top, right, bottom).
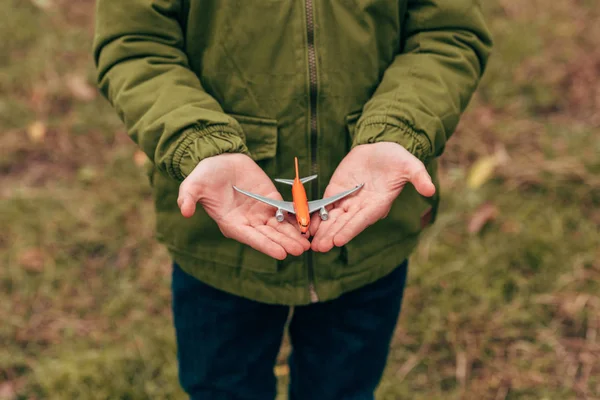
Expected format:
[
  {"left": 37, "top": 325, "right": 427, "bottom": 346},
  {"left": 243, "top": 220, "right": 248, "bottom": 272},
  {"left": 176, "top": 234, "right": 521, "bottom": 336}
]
[{"left": 1, "top": 0, "right": 598, "bottom": 399}]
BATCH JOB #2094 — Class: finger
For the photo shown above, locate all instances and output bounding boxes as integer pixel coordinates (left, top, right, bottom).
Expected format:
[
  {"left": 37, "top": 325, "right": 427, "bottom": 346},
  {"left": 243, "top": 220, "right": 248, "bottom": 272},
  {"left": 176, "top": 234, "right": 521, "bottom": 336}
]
[
  {"left": 177, "top": 190, "right": 197, "bottom": 218},
  {"left": 308, "top": 204, "right": 339, "bottom": 237},
  {"left": 314, "top": 212, "right": 354, "bottom": 252},
  {"left": 267, "top": 219, "right": 311, "bottom": 252},
  {"left": 227, "top": 224, "right": 287, "bottom": 260},
  {"left": 310, "top": 200, "right": 356, "bottom": 243},
  {"left": 310, "top": 207, "right": 345, "bottom": 245},
  {"left": 271, "top": 212, "right": 311, "bottom": 244},
  {"left": 257, "top": 225, "right": 305, "bottom": 256},
  {"left": 283, "top": 212, "right": 297, "bottom": 225},
  {"left": 308, "top": 212, "right": 322, "bottom": 237},
  {"left": 332, "top": 205, "right": 381, "bottom": 247},
  {"left": 409, "top": 164, "right": 436, "bottom": 197},
  {"left": 311, "top": 208, "right": 354, "bottom": 252}
]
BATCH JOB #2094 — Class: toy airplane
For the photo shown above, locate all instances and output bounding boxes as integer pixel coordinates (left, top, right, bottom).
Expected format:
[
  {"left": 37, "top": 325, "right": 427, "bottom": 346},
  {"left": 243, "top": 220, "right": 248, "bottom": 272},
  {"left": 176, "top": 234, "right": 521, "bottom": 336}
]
[{"left": 233, "top": 157, "right": 364, "bottom": 233}]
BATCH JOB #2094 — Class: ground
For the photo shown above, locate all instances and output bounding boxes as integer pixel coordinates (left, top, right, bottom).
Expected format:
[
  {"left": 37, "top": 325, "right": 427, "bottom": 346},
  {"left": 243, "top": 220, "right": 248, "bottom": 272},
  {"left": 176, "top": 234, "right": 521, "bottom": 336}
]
[{"left": 0, "top": 0, "right": 598, "bottom": 399}]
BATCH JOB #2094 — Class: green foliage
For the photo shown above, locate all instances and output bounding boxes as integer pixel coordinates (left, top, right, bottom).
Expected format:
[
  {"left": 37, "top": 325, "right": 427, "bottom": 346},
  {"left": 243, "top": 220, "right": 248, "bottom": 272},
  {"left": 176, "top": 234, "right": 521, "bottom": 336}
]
[{"left": 0, "top": 1, "right": 598, "bottom": 399}]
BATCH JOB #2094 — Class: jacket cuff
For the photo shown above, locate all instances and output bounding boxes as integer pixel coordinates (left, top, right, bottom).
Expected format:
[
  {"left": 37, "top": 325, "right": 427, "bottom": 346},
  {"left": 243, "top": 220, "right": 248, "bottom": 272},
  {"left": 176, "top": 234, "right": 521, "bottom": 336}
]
[
  {"left": 168, "top": 124, "right": 250, "bottom": 181},
  {"left": 352, "top": 117, "right": 433, "bottom": 163}
]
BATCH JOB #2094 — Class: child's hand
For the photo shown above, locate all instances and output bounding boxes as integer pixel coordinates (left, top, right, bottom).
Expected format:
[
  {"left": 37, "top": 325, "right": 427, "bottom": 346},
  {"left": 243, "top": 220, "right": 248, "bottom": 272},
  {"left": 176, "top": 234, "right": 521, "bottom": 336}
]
[
  {"left": 309, "top": 142, "right": 435, "bottom": 252},
  {"left": 177, "top": 153, "right": 310, "bottom": 260}
]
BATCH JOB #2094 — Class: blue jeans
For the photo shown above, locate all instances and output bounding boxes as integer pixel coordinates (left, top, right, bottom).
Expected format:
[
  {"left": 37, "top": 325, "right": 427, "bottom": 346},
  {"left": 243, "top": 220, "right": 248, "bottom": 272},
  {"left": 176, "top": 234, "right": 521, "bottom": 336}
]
[{"left": 172, "top": 260, "right": 408, "bottom": 400}]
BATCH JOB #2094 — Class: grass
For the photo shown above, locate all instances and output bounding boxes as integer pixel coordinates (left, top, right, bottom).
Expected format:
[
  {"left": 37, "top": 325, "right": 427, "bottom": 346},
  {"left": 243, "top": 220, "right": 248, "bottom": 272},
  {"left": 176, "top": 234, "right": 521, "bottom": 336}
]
[{"left": 1, "top": 0, "right": 598, "bottom": 399}]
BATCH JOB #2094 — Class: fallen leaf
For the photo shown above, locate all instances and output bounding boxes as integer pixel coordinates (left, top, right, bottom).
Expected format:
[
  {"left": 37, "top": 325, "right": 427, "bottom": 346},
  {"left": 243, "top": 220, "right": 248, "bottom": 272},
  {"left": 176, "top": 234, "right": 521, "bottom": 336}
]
[
  {"left": 274, "top": 364, "right": 289, "bottom": 377},
  {"left": 77, "top": 166, "right": 97, "bottom": 183},
  {"left": 65, "top": 75, "right": 97, "bottom": 102},
  {"left": 494, "top": 143, "right": 510, "bottom": 165},
  {"left": 27, "top": 121, "right": 46, "bottom": 143},
  {"left": 133, "top": 150, "right": 148, "bottom": 167},
  {"left": 31, "top": 0, "right": 53, "bottom": 10},
  {"left": 18, "top": 248, "right": 45, "bottom": 273},
  {"left": 468, "top": 202, "right": 498, "bottom": 234},
  {"left": 467, "top": 156, "right": 498, "bottom": 188}
]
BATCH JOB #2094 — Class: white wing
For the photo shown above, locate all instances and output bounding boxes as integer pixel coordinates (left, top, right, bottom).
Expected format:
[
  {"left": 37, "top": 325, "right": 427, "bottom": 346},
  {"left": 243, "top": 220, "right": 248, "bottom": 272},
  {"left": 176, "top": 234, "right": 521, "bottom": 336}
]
[
  {"left": 307, "top": 184, "right": 364, "bottom": 213},
  {"left": 232, "top": 186, "right": 296, "bottom": 214},
  {"left": 274, "top": 175, "right": 318, "bottom": 185}
]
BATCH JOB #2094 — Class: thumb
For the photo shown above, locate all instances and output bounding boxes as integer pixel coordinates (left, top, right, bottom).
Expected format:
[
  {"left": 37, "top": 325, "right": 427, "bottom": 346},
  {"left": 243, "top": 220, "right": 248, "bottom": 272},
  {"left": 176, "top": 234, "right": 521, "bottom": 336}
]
[
  {"left": 178, "top": 187, "right": 198, "bottom": 218},
  {"left": 410, "top": 166, "right": 436, "bottom": 197}
]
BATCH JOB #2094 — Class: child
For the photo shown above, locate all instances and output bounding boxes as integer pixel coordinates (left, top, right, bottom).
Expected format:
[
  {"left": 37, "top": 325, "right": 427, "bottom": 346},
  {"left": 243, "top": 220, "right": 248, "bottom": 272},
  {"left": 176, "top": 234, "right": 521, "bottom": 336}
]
[{"left": 94, "top": 1, "right": 491, "bottom": 398}]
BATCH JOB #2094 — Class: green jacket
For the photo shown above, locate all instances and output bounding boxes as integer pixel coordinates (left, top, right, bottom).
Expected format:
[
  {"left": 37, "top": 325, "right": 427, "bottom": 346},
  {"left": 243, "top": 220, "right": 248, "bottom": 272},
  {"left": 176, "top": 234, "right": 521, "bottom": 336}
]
[{"left": 93, "top": 0, "right": 492, "bottom": 305}]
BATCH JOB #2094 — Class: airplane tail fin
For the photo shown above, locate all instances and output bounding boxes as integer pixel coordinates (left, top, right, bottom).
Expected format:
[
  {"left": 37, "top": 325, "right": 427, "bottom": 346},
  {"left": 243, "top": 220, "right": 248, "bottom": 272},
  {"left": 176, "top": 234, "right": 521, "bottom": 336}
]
[
  {"left": 299, "top": 174, "right": 317, "bottom": 184},
  {"left": 274, "top": 178, "right": 294, "bottom": 185},
  {"left": 273, "top": 158, "right": 316, "bottom": 185},
  {"left": 275, "top": 174, "right": 317, "bottom": 186},
  {"left": 294, "top": 157, "right": 299, "bottom": 180}
]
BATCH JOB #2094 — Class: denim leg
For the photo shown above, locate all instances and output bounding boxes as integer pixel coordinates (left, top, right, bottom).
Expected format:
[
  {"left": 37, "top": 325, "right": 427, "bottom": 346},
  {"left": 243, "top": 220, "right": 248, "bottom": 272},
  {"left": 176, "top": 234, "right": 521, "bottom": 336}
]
[
  {"left": 171, "top": 263, "right": 290, "bottom": 400},
  {"left": 287, "top": 261, "right": 408, "bottom": 400}
]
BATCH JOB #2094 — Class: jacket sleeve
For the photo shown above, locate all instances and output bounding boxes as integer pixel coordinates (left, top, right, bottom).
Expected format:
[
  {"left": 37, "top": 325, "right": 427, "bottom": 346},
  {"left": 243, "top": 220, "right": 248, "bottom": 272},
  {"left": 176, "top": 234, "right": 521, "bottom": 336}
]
[
  {"left": 352, "top": 0, "right": 493, "bottom": 163},
  {"left": 93, "top": 0, "right": 250, "bottom": 181}
]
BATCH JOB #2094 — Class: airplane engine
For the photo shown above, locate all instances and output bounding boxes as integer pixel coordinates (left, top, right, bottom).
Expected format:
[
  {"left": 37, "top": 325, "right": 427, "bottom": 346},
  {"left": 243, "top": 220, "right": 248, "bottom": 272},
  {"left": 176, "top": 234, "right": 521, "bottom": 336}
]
[
  {"left": 319, "top": 207, "right": 329, "bottom": 221},
  {"left": 275, "top": 208, "right": 284, "bottom": 222}
]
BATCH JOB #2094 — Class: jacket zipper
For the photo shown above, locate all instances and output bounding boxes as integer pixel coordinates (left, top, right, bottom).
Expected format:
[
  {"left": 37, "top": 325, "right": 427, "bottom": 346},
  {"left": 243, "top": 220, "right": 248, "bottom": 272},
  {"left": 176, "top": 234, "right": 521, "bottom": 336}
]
[{"left": 305, "top": 0, "right": 319, "bottom": 303}]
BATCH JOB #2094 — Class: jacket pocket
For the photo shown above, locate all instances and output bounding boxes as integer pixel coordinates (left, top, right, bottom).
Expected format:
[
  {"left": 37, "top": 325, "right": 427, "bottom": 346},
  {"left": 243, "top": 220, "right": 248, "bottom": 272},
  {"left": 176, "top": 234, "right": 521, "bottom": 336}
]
[
  {"left": 230, "top": 113, "right": 278, "bottom": 159},
  {"left": 144, "top": 113, "right": 278, "bottom": 190}
]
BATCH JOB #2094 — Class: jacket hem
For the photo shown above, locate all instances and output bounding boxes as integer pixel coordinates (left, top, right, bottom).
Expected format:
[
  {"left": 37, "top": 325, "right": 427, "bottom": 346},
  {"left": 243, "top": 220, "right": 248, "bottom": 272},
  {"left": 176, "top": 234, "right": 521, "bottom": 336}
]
[{"left": 164, "top": 238, "right": 418, "bottom": 306}]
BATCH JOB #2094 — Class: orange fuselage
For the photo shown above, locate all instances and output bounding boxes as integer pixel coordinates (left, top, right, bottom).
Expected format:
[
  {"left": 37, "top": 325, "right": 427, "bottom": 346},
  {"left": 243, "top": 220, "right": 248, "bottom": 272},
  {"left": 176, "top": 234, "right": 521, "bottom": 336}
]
[
  {"left": 292, "top": 157, "right": 310, "bottom": 233},
  {"left": 292, "top": 179, "right": 310, "bottom": 233}
]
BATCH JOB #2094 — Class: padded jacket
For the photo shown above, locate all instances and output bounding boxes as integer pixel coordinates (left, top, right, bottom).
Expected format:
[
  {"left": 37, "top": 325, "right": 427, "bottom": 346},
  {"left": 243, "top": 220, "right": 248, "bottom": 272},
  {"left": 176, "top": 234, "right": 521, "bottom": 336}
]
[{"left": 93, "top": 0, "right": 492, "bottom": 305}]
